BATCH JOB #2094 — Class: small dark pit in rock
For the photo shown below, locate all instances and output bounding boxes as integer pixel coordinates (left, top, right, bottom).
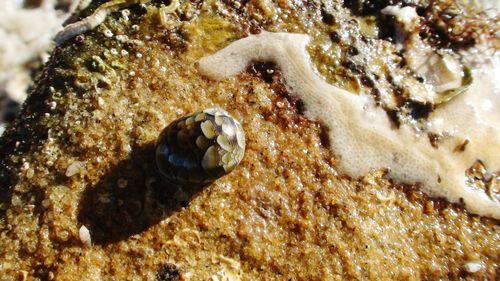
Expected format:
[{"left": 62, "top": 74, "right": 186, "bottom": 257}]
[
  {"left": 250, "top": 62, "right": 277, "bottom": 83},
  {"left": 408, "top": 101, "right": 433, "bottom": 120},
  {"left": 0, "top": 97, "right": 20, "bottom": 123}
]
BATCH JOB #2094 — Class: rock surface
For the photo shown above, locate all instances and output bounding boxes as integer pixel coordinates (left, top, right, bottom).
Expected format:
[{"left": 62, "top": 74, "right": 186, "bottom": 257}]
[{"left": 0, "top": 0, "right": 498, "bottom": 280}]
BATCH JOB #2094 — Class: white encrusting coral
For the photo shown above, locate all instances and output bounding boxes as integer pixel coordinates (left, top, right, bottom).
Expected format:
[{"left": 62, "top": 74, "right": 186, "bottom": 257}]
[{"left": 198, "top": 31, "right": 500, "bottom": 219}]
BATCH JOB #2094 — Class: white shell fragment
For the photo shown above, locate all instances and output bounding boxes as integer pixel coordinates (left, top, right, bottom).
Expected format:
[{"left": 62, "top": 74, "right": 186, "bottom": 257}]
[
  {"left": 79, "top": 225, "right": 92, "bottom": 247},
  {"left": 198, "top": 31, "right": 500, "bottom": 219},
  {"left": 65, "top": 161, "right": 85, "bottom": 177},
  {"left": 463, "top": 260, "right": 483, "bottom": 273},
  {"left": 54, "top": 0, "right": 151, "bottom": 44}
]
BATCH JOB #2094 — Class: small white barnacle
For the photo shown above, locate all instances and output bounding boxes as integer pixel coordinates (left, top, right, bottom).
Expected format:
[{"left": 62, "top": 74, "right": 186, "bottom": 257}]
[
  {"left": 156, "top": 108, "right": 246, "bottom": 185},
  {"left": 55, "top": 0, "right": 152, "bottom": 44},
  {"left": 103, "top": 29, "right": 114, "bottom": 38},
  {"left": 121, "top": 9, "right": 130, "bottom": 21}
]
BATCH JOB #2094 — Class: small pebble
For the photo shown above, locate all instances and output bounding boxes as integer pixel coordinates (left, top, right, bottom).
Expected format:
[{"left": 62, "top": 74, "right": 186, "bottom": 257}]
[
  {"left": 79, "top": 225, "right": 92, "bottom": 247},
  {"left": 121, "top": 49, "right": 129, "bottom": 56},
  {"left": 65, "top": 161, "right": 85, "bottom": 177},
  {"left": 463, "top": 260, "right": 483, "bottom": 273},
  {"left": 21, "top": 162, "right": 30, "bottom": 171},
  {"left": 41, "top": 199, "right": 51, "bottom": 208},
  {"left": 98, "top": 97, "right": 105, "bottom": 107}
]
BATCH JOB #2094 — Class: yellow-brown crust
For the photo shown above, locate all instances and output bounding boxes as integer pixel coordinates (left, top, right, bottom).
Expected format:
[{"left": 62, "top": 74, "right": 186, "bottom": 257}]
[{"left": 0, "top": 0, "right": 498, "bottom": 280}]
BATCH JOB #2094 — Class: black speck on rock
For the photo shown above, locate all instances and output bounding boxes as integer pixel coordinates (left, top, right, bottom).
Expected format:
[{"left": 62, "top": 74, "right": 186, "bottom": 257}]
[{"left": 157, "top": 263, "right": 182, "bottom": 281}]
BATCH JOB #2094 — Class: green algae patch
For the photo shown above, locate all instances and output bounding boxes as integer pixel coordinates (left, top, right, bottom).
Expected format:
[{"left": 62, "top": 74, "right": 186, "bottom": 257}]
[{"left": 185, "top": 16, "right": 239, "bottom": 53}]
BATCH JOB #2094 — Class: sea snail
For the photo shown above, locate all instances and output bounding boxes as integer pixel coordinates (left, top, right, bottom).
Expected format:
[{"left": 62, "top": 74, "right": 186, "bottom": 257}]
[{"left": 156, "top": 108, "right": 246, "bottom": 185}]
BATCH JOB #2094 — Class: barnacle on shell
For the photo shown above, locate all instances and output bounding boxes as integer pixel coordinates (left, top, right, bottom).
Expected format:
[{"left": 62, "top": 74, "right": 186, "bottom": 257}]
[{"left": 155, "top": 108, "right": 245, "bottom": 185}]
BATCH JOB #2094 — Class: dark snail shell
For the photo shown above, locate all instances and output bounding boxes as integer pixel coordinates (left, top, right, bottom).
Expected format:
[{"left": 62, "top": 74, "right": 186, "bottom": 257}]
[{"left": 155, "top": 108, "right": 246, "bottom": 185}]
